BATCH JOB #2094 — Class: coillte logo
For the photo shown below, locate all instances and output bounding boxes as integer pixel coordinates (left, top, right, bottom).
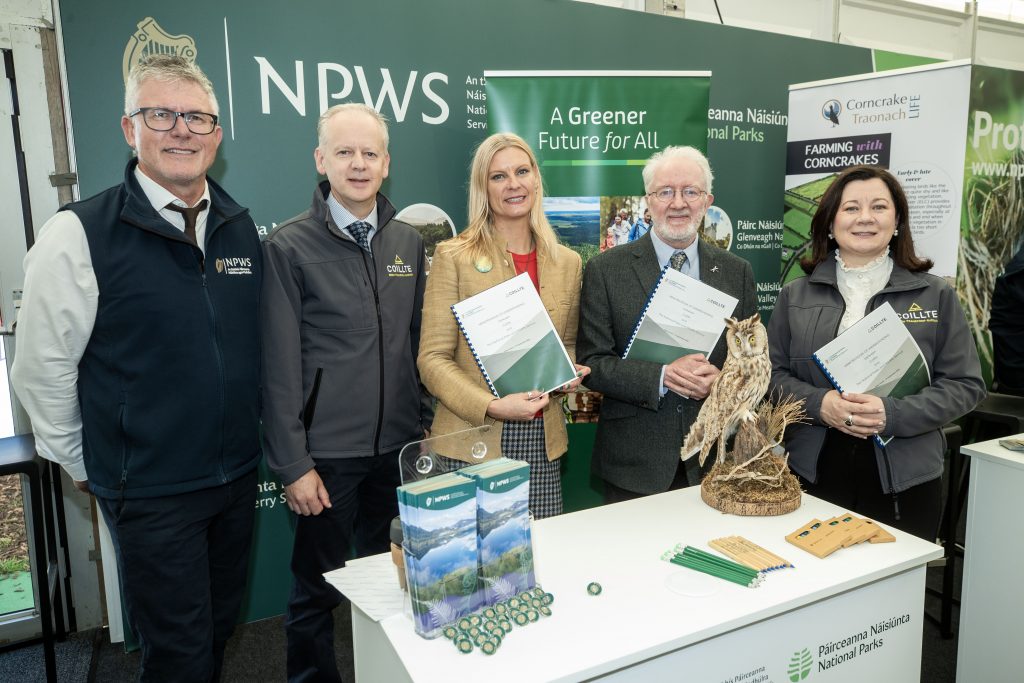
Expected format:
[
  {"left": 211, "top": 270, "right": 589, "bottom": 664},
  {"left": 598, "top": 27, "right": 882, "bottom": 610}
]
[
  {"left": 123, "top": 18, "right": 197, "bottom": 83},
  {"left": 387, "top": 253, "right": 414, "bottom": 277},
  {"left": 899, "top": 302, "right": 938, "bottom": 323}
]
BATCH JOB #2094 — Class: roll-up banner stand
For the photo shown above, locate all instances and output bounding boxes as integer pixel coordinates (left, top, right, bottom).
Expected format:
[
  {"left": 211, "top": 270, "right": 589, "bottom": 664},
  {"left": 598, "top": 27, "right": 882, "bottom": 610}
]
[
  {"left": 785, "top": 60, "right": 1024, "bottom": 380},
  {"left": 485, "top": 71, "right": 710, "bottom": 264}
]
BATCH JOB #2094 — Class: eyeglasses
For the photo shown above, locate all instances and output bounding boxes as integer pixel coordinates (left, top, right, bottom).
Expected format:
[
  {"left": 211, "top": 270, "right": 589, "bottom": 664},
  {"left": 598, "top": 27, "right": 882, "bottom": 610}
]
[
  {"left": 128, "top": 107, "right": 219, "bottom": 135},
  {"left": 649, "top": 186, "right": 707, "bottom": 204}
]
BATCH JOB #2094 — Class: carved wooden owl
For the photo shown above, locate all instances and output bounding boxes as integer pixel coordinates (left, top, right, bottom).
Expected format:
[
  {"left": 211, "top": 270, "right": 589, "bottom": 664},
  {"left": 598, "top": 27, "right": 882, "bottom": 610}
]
[{"left": 681, "top": 313, "right": 771, "bottom": 467}]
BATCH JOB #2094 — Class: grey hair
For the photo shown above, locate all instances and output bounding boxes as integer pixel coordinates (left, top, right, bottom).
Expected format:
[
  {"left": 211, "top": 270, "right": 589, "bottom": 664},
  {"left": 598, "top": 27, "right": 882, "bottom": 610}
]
[
  {"left": 317, "top": 103, "right": 390, "bottom": 150},
  {"left": 642, "top": 145, "right": 714, "bottom": 195},
  {"left": 124, "top": 54, "right": 219, "bottom": 115}
]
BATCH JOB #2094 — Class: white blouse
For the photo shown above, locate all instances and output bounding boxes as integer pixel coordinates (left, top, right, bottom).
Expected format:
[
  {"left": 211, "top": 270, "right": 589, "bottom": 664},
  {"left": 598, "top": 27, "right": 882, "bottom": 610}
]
[{"left": 835, "top": 249, "right": 893, "bottom": 333}]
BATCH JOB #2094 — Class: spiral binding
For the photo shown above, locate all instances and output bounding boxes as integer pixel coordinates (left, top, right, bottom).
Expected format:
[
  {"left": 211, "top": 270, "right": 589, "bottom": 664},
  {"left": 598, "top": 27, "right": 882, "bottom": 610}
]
[
  {"left": 451, "top": 304, "right": 500, "bottom": 398},
  {"left": 812, "top": 353, "right": 843, "bottom": 394},
  {"left": 621, "top": 264, "right": 671, "bottom": 360},
  {"left": 813, "top": 351, "right": 888, "bottom": 448}
]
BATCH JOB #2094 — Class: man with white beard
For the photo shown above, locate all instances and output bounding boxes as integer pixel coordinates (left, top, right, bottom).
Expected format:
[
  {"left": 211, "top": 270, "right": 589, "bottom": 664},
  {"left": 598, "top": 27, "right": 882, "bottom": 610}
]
[{"left": 576, "top": 146, "right": 757, "bottom": 503}]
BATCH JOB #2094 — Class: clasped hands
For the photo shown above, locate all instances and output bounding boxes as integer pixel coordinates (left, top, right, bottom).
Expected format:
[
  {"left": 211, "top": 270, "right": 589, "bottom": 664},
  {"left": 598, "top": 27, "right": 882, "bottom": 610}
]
[
  {"left": 486, "top": 363, "right": 591, "bottom": 422},
  {"left": 664, "top": 353, "right": 718, "bottom": 400},
  {"left": 820, "top": 389, "right": 886, "bottom": 438}
]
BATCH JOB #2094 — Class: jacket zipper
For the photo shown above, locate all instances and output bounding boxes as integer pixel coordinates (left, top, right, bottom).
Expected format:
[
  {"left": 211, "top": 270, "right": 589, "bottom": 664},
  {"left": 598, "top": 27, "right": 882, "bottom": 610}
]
[
  {"left": 866, "top": 291, "right": 902, "bottom": 519},
  {"left": 361, "top": 244, "right": 385, "bottom": 457},
  {"left": 118, "top": 401, "right": 128, "bottom": 503},
  {"left": 117, "top": 210, "right": 248, "bottom": 489},
  {"left": 202, "top": 270, "right": 228, "bottom": 481},
  {"left": 828, "top": 281, "right": 899, "bottom": 516},
  {"left": 209, "top": 212, "right": 252, "bottom": 480}
]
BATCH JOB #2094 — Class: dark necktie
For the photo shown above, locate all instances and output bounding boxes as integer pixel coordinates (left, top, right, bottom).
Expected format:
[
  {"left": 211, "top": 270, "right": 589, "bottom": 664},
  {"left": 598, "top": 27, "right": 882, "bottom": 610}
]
[
  {"left": 670, "top": 250, "right": 688, "bottom": 271},
  {"left": 166, "top": 199, "right": 209, "bottom": 246},
  {"left": 348, "top": 221, "right": 372, "bottom": 252}
]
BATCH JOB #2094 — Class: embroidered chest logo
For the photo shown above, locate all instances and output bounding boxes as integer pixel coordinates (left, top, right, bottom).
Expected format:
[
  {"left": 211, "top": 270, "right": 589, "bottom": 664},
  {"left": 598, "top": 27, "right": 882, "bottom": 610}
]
[
  {"left": 215, "top": 257, "right": 254, "bottom": 276},
  {"left": 387, "top": 254, "right": 414, "bottom": 277},
  {"left": 898, "top": 302, "right": 938, "bottom": 323}
]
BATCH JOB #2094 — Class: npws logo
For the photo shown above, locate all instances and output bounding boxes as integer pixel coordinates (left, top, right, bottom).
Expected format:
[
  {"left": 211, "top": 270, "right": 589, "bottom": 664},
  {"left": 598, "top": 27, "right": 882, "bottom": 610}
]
[{"left": 215, "top": 257, "right": 254, "bottom": 276}]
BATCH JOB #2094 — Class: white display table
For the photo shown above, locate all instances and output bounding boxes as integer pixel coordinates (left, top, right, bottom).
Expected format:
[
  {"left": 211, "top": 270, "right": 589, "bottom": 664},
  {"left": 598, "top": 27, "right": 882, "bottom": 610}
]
[
  {"left": 957, "top": 435, "right": 1024, "bottom": 682},
  {"left": 326, "top": 487, "right": 940, "bottom": 682}
]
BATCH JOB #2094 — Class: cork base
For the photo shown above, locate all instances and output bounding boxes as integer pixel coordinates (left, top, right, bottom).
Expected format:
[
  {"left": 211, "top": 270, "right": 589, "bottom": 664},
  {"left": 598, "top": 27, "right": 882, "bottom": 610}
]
[
  {"left": 699, "top": 456, "right": 802, "bottom": 516},
  {"left": 391, "top": 542, "right": 407, "bottom": 591}
]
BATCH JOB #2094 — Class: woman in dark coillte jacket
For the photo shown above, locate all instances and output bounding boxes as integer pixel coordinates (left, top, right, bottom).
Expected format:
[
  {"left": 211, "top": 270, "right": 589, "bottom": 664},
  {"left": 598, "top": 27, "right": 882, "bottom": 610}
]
[{"left": 768, "top": 165, "right": 985, "bottom": 540}]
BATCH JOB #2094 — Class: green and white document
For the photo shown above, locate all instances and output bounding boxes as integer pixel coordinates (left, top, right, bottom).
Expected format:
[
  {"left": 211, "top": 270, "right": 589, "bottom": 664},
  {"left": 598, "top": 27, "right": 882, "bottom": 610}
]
[
  {"left": 813, "top": 302, "right": 931, "bottom": 446},
  {"left": 451, "top": 272, "right": 576, "bottom": 397},
  {"left": 623, "top": 267, "right": 739, "bottom": 364}
]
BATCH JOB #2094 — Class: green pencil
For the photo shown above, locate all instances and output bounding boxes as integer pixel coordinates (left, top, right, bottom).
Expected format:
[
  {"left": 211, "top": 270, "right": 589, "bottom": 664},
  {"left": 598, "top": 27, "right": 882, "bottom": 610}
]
[
  {"left": 661, "top": 551, "right": 761, "bottom": 587},
  {"left": 674, "top": 545, "right": 761, "bottom": 579},
  {"left": 666, "top": 554, "right": 759, "bottom": 588}
]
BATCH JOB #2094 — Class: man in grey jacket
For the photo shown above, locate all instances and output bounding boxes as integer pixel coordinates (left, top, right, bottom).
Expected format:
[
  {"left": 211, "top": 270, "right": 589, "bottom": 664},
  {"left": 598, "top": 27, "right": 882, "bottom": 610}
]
[
  {"left": 261, "top": 103, "right": 431, "bottom": 682},
  {"left": 577, "top": 146, "right": 757, "bottom": 502}
]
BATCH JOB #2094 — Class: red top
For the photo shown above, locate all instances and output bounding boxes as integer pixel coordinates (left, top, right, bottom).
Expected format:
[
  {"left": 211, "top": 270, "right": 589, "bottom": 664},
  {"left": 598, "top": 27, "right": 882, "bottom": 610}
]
[
  {"left": 510, "top": 249, "right": 543, "bottom": 416},
  {"left": 509, "top": 249, "right": 539, "bottom": 291}
]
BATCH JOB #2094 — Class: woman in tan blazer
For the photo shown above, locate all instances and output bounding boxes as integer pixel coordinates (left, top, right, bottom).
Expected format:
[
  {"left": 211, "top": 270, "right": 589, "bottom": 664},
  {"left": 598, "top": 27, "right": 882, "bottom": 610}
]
[{"left": 418, "top": 133, "right": 588, "bottom": 518}]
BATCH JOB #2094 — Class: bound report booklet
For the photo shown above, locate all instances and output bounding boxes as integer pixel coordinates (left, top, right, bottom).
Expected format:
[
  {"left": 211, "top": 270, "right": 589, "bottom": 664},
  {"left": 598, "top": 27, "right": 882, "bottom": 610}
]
[
  {"left": 396, "top": 473, "right": 480, "bottom": 638},
  {"left": 458, "top": 458, "right": 535, "bottom": 606},
  {"left": 813, "top": 302, "right": 931, "bottom": 447},
  {"left": 623, "top": 266, "right": 739, "bottom": 364},
  {"left": 451, "top": 272, "right": 576, "bottom": 397}
]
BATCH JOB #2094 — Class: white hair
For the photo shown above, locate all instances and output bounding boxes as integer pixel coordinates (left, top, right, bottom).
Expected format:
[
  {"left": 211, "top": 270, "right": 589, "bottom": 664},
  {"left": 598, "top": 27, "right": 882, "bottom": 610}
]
[
  {"left": 124, "top": 55, "right": 219, "bottom": 115},
  {"left": 642, "top": 145, "right": 714, "bottom": 194}
]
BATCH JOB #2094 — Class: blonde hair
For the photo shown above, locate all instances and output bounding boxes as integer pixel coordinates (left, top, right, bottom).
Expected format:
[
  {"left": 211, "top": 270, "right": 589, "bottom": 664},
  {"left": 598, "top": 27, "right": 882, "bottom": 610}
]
[{"left": 447, "top": 133, "right": 559, "bottom": 265}]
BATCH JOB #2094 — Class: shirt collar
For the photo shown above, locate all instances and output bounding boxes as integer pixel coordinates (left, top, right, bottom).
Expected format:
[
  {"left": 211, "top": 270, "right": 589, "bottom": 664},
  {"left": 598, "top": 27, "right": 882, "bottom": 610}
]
[
  {"left": 134, "top": 167, "right": 210, "bottom": 211},
  {"left": 650, "top": 227, "right": 700, "bottom": 271},
  {"left": 326, "top": 193, "right": 378, "bottom": 231}
]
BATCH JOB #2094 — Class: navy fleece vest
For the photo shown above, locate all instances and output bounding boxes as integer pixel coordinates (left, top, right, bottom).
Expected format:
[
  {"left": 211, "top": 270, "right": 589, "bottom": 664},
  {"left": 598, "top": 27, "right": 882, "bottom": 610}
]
[{"left": 69, "top": 162, "right": 262, "bottom": 499}]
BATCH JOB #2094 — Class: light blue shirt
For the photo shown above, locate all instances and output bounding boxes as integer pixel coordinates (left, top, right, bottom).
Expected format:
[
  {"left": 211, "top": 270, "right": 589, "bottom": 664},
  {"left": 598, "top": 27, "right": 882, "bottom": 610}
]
[
  {"left": 649, "top": 229, "right": 701, "bottom": 397},
  {"left": 650, "top": 227, "right": 700, "bottom": 280},
  {"left": 327, "top": 193, "right": 379, "bottom": 254}
]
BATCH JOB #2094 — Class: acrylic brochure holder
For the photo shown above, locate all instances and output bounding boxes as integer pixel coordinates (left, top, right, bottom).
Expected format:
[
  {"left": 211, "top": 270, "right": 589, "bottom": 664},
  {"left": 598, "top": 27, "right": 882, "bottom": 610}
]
[
  {"left": 397, "top": 424, "right": 495, "bottom": 485},
  {"left": 395, "top": 425, "right": 539, "bottom": 640},
  {"left": 395, "top": 425, "right": 493, "bottom": 639}
]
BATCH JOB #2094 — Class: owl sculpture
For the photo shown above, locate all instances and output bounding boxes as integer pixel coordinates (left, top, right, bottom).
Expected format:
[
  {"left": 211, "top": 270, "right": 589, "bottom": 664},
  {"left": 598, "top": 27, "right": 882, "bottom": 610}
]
[{"left": 681, "top": 313, "right": 771, "bottom": 467}]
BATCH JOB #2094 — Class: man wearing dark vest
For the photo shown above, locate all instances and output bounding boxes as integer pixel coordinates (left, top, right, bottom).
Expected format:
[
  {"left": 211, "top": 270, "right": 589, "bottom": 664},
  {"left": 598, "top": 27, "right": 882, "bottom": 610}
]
[
  {"left": 261, "top": 103, "right": 432, "bottom": 682},
  {"left": 11, "top": 54, "right": 261, "bottom": 681}
]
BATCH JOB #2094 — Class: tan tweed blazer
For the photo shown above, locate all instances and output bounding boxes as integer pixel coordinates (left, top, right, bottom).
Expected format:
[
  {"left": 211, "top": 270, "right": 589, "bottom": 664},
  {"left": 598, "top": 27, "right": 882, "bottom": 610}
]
[{"left": 418, "top": 240, "right": 582, "bottom": 462}]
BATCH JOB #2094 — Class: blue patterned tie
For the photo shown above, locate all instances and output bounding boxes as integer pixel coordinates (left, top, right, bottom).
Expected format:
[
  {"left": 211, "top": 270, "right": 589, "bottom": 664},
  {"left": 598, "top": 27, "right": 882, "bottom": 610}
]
[
  {"left": 348, "top": 221, "right": 371, "bottom": 252},
  {"left": 670, "top": 250, "right": 688, "bottom": 271}
]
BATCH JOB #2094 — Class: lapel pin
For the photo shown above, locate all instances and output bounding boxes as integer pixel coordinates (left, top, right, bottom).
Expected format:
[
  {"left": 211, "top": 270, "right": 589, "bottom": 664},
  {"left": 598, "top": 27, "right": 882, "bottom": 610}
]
[{"left": 711, "top": 265, "right": 719, "bottom": 273}]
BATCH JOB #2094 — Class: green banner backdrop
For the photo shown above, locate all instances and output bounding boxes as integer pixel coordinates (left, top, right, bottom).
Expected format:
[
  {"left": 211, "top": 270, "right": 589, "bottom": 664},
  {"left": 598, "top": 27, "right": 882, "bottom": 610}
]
[
  {"left": 486, "top": 71, "right": 710, "bottom": 263},
  {"left": 962, "top": 64, "right": 1024, "bottom": 383},
  {"left": 57, "top": 0, "right": 878, "bottom": 624}
]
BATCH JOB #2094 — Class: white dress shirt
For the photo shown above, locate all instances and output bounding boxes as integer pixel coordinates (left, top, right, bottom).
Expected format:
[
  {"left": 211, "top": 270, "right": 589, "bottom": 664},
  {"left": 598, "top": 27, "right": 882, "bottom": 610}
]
[
  {"left": 835, "top": 249, "right": 893, "bottom": 333},
  {"left": 10, "top": 170, "right": 210, "bottom": 482}
]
